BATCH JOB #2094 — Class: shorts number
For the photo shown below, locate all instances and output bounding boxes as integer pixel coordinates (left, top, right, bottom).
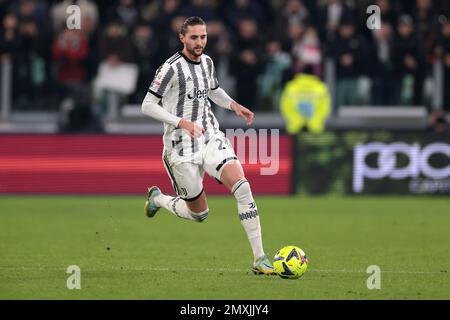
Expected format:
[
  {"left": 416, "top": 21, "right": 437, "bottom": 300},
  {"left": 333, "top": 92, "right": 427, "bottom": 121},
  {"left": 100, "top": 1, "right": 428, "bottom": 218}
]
[{"left": 216, "top": 138, "right": 226, "bottom": 150}]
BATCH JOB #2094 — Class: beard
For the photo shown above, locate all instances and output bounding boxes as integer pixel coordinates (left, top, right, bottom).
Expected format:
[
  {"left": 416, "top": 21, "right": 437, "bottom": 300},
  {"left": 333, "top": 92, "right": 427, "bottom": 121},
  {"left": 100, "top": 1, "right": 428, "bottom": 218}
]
[{"left": 188, "top": 45, "right": 204, "bottom": 57}]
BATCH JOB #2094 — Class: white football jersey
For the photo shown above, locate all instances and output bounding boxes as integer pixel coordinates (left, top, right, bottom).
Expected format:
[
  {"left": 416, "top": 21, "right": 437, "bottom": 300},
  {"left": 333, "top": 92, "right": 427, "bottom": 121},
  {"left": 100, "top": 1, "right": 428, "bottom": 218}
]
[{"left": 148, "top": 51, "right": 222, "bottom": 159}]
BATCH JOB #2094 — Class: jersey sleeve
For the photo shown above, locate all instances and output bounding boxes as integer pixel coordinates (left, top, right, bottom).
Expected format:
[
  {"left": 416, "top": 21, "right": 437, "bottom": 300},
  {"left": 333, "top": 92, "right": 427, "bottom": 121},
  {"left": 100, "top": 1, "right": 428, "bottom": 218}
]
[{"left": 148, "top": 62, "right": 175, "bottom": 98}]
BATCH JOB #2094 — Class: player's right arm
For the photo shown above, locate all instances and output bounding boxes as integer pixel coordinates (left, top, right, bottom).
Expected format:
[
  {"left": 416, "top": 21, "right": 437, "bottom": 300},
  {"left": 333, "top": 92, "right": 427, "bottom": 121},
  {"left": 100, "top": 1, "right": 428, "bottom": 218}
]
[{"left": 141, "top": 62, "right": 203, "bottom": 138}]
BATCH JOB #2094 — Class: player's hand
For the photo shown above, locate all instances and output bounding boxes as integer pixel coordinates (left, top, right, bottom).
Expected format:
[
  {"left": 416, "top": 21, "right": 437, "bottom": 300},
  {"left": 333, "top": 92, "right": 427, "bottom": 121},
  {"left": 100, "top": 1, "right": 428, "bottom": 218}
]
[
  {"left": 178, "top": 118, "right": 205, "bottom": 138},
  {"left": 231, "top": 102, "right": 254, "bottom": 126}
]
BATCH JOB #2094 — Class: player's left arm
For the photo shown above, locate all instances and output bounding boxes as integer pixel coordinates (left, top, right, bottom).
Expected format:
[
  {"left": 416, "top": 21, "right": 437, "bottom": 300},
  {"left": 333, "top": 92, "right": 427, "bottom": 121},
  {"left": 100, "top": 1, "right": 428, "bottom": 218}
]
[
  {"left": 230, "top": 100, "right": 254, "bottom": 126},
  {"left": 209, "top": 87, "right": 254, "bottom": 126}
]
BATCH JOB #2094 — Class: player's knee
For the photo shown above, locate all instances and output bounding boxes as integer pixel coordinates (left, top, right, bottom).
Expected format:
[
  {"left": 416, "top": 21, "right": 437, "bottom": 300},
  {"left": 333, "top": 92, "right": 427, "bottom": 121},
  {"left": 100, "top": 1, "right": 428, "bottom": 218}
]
[
  {"left": 185, "top": 192, "right": 208, "bottom": 212},
  {"left": 189, "top": 208, "right": 209, "bottom": 223},
  {"left": 220, "top": 161, "right": 244, "bottom": 190}
]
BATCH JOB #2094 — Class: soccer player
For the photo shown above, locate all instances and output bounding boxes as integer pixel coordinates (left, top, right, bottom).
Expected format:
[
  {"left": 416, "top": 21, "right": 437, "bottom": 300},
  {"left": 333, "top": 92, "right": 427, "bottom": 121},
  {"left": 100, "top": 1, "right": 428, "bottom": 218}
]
[{"left": 141, "top": 16, "right": 275, "bottom": 275}]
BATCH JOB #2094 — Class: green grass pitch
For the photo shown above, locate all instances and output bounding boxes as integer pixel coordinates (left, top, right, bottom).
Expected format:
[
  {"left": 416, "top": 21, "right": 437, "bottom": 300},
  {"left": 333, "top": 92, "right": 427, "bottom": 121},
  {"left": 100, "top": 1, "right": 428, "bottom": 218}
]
[{"left": 0, "top": 195, "right": 449, "bottom": 299}]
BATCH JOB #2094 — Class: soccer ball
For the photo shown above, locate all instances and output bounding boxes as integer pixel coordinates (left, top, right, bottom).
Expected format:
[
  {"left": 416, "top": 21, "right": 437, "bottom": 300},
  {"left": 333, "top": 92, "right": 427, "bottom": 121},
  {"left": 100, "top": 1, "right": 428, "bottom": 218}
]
[{"left": 273, "top": 245, "right": 308, "bottom": 279}]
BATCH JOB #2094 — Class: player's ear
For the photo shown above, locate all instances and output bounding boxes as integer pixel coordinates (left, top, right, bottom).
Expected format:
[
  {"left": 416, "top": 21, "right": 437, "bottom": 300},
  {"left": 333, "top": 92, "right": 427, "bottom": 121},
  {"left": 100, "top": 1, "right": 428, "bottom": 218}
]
[{"left": 179, "top": 33, "right": 184, "bottom": 43}]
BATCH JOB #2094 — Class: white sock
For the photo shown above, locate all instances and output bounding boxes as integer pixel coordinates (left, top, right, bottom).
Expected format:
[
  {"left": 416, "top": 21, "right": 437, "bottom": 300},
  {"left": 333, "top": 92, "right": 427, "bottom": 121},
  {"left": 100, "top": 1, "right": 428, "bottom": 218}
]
[
  {"left": 232, "top": 178, "right": 265, "bottom": 262},
  {"left": 154, "top": 193, "right": 208, "bottom": 222}
]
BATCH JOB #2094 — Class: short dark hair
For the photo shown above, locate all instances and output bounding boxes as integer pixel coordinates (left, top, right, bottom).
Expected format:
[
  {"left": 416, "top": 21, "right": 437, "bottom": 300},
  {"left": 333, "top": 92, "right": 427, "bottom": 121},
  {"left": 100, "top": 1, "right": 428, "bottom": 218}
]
[{"left": 180, "top": 16, "right": 206, "bottom": 35}]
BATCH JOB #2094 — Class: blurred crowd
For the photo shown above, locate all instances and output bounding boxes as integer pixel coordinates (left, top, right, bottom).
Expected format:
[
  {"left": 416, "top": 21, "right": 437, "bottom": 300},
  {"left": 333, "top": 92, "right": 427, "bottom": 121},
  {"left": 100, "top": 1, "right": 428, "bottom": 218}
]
[{"left": 1, "top": 0, "right": 450, "bottom": 114}]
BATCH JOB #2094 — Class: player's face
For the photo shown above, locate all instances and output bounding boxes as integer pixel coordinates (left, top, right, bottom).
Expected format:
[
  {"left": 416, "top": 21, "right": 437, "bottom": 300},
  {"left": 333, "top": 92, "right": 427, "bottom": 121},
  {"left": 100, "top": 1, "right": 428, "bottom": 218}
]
[{"left": 181, "top": 24, "right": 207, "bottom": 58}]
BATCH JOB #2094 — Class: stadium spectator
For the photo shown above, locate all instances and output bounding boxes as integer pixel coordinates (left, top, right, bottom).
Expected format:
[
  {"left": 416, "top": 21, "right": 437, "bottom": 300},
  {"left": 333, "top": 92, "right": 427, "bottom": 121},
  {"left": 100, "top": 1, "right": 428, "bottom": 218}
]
[
  {"left": 16, "top": 0, "right": 50, "bottom": 36},
  {"left": 94, "top": 19, "right": 135, "bottom": 116},
  {"left": 290, "top": 26, "right": 322, "bottom": 77},
  {"left": 98, "top": 20, "right": 135, "bottom": 64},
  {"left": 152, "top": 0, "right": 182, "bottom": 37},
  {"left": 285, "top": 0, "right": 310, "bottom": 25},
  {"left": 203, "top": 19, "right": 234, "bottom": 103},
  {"left": 391, "top": 14, "right": 426, "bottom": 105},
  {"left": 180, "top": 0, "right": 218, "bottom": 22},
  {"left": 274, "top": 0, "right": 310, "bottom": 39},
  {"left": 255, "top": 0, "right": 277, "bottom": 28},
  {"left": 224, "top": 0, "right": 266, "bottom": 31},
  {"left": 258, "top": 39, "right": 292, "bottom": 111},
  {"left": 138, "top": 0, "right": 160, "bottom": 24},
  {"left": 18, "top": 0, "right": 53, "bottom": 105},
  {"left": 156, "top": 15, "right": 186, "bottom": 62},
  {"left": 377, "top": 0, "right": 401, "bottom": 27},
  {"left": 2, "top": 0, "right": 449, "bottom": 114},
  {"left": 203, "top": 19, "right": 230, "bottom": 65},
  {"left": 0, "top": 12, "right": 26, "bottom": 107},
  {"left": 280, "top": 18, "right": 306, "bottom": 85},
  {"left": 369, "top": 21, "right": 396, "bottom": 106},
  {"left": 435, "top": 19, "right": 450, "bottom": 112},
  {"left": 230, "top": 18, "right": 264, "bottom": 110},
  {"left": 414, "top": 0, "right": 439, "bottom": 66},
  {"left": 52, "top": 0, "right": 100, "bottom": 79},
  {"left": 131, "top": 22, "right": 159, "bottom": 103},
  {"left": 0, "top": 12, "right": 19, "bottom": 56},
  {"left": 317, "top": 0, "right": 353, "bottom": 42},
  {"left": 52, "top": 28, "right": 90, "bottom": 103},
  {"left": 0, "top": 0, "right": 53, "bottom": 110},
  {"left": 107, "top": 0, "right": 139, "bottom": 32},
  {"left": 1, "top": 9, "right": 46, "bottom": 108},
  {"left": 329, "top": 18, "right": 367, "bottom": 107},
  {"left": 286, "top": 18, "right": 306, "bottom": 52},
  {"left": 414, "top": 0, "right": 439, "bottom": 36}
]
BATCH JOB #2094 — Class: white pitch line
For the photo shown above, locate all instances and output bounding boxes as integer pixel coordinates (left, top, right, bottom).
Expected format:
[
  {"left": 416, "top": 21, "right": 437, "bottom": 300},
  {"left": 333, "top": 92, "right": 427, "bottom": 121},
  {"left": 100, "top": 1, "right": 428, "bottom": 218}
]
[{"left": 0, "top": 266, "right": 447, "bottom": 275}]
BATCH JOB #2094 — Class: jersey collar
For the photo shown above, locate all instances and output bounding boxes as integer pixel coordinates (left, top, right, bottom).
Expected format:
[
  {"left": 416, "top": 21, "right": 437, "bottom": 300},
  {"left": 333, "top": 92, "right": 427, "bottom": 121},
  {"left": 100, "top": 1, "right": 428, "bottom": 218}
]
[{"left": 179, "top": 50, "right": 201, "bottom": 65}]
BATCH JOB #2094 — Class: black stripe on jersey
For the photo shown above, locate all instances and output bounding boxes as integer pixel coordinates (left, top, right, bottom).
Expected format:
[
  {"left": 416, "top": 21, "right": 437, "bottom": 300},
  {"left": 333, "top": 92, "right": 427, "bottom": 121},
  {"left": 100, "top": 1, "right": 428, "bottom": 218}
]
[
  {"left": 175, "top": 62, "right": 186, "bottom": 119},
  {"left": 206, "top": 57, "right": 219, "bottom": 89},
  {"left": 187, "top": 62, "right": 200, "bottom": 154},
  {"left": 207, "top": 104, "right": 219, "bottom": 134},
  {"left": 175, "top": 62, "right": 186, "bottom": 157},
  {"left": 168, "top": 52, "right": 181, "bottom": 64},
  {"left": 211, "top": 84, "right": 220, "bottom": 90},
  {"left": 206, "top": 57, "right": 213, "bottom": 78},
  {"left": 199, "top": 58, "right": 218, "bottom": 134},
  {"left": 199, "top": 60, "right": 210, "bottom": 141},
  {"left": 157, "top": 66, "right": 174, "bottom": 96},
  {"left": 212, "top": 68, "right": 219, "bottom": 89},
  {"left": 148, "top": 89, "right": 162, "bottom": 99}
]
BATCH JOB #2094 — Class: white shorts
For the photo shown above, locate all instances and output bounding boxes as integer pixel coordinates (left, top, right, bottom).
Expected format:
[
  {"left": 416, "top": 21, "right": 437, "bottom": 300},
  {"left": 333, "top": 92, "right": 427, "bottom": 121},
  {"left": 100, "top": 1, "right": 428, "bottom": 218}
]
[{"left": 162, "top": 132, "right": 237, "bottom": 200}]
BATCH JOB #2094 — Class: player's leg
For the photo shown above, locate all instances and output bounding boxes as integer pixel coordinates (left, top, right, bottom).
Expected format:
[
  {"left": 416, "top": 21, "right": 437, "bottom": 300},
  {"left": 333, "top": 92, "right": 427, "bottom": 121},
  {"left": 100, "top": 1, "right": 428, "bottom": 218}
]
[
  {"left": 202, "top": 133, "right": 274, "bottom": 274},
  {"left": 145, "top": 160, "right": 209, "bottom": 222},
  {"left": 219, "top": 160, "right": 274, "bottom": 274},
  {"left": 151, "top": 189, "right": 209, "bottom": 222}
]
